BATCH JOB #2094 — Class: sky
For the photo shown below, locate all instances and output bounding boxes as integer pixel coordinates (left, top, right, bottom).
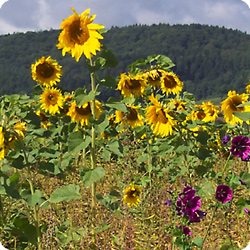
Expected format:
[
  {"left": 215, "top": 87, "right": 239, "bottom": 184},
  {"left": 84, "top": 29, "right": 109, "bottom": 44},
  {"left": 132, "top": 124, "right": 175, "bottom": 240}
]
[{"left": 0, "top": 0, "right": 250, "bottom": 35}]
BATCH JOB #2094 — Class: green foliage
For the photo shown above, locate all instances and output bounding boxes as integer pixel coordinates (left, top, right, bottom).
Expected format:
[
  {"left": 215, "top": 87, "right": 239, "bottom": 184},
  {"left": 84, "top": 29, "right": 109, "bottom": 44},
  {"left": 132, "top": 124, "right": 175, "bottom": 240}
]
[
  {"left": 0, "top": 24, "right": 249, "bottom": 101},
  {"left": 49, "top": 184, "right": 81, "bottom": 203}
]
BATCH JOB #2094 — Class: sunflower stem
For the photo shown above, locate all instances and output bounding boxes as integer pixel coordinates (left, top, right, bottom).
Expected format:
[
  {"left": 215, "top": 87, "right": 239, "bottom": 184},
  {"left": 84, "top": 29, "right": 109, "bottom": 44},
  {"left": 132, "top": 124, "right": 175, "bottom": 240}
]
[
  {"left": 15, "top": 131, "right": 42, "bottom": 249},
  {"left": 89, "top": 59, "right": 97, "bottom": 209},
  {"left": 221, "top": 152, "right": 232, "bottom": 179},
  {"left": 201, "top": 201, "right": 218, "bottom": 250}
]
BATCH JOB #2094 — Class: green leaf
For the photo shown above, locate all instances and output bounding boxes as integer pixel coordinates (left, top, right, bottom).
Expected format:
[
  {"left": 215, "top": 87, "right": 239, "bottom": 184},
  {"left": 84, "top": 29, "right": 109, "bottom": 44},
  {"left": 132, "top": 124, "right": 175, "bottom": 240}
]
[
  {"left": 241, "top": 172, "right": 250, "bottom": 187},
  {"left": 68, "top": 131, "right": 91, "bottom": 153},
  {"left": 100, "top": 49, "right": 118, "bottom": 68},
  {"left": 86, "top": 58, "right": 102, "bottom": 73},
  {"left": 106, "top": 97, "right": 127, "bottom": 112},
  {"left": 192, "top": 237, "right": 203, "bottom": 248},
  {"left": 21, "top": 189, "right": 48, "bottom": 208},
  {"left": 233, "top": 111, "right": 250, "bottom": 121},
  {"left": 197, "top": 181, "right": 215, "bottom": 199},
  {"left": 196, "top": 131, "right": 210, "bottom": 145},
  {"left": 74, "top": 89, "right": 95, "bottom": 106},
  {"left": 107, "top": 139, "right": 123, "bottom": 156},
  {"left": 156, "top": 55, "right": 175, "bottom": 69},
  {"left": 12, "top": 155, "right": 26, "bottom": 169},
  {"left": 196, "top": 146, "right": 211, "bottom": 160},
  {"left": 94, "top": 113, "right": 109, "bottom": 133},
  {"left": 137, "top": 154, "right": 149, "bottom": 163},
  {"left": 50, "top": 184, "right": 81, "bottom": 203},
  {"left": 81, "top": 167, "right": 105, "bottom": 187},
  {"left": 100, "top": 75, "right": 117, "bottom": 89}
]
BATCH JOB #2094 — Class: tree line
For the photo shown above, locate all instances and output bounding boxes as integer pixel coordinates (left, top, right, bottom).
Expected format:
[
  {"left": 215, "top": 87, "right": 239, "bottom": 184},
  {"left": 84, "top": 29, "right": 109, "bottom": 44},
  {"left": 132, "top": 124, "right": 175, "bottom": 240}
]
[{"left": 0, "top": 23, "right": 249, "bottom": 101}]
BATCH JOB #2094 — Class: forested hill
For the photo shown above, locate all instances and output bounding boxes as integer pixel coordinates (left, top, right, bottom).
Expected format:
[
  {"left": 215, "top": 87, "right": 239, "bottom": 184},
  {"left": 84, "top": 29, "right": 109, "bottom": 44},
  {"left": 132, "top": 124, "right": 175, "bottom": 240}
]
[{"left": 0, "top": 23, "right": 250, "bottom": 101}]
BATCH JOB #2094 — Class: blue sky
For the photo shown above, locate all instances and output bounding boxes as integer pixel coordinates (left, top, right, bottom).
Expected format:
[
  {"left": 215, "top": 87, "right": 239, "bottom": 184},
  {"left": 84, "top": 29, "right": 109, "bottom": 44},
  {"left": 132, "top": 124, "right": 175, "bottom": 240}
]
[{"left": 0, "top": 0, "right": 250, "bottom": 35}]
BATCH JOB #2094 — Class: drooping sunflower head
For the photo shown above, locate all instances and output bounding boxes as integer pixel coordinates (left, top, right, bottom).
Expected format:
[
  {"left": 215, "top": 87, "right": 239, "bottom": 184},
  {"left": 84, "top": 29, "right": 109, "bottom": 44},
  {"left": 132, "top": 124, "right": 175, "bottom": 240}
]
[
  {"left": 31, "top": 56, "right": 62, "bottom": 88},
  {"left": 57, "top": 8, "right": 104, "bottom": 61},
  {"left": 40, "top": 88, "right": 64, "bottom": 115},
  {"left": 36, "top": 110, "right": 51, "bottom": 129},
  {"left": 145, "top": 94, "right": 177, "bottom": 137},
  {"left": 201, "top": 101, "right": 219, "bottom": 122},
  {"left": 161, "top": 72, "right": 183, "bottom": 96},
  {"left": 0, "top": 126, "right": 8, "bottom": 160},
  {"left": 7, "top": 122, "right": 27, "bottom": 149},
  {"left": 190, "top": 105, "right": 207, "bottom": 122},
  {"left": 115, "top": 105, "right": 144, "bottom": 129},
  {"left": 142, "top": 68, "right": 166, "bottom": 89},
  {"left": 117, "top": 73, "right": 147, "bottom": 97},
  {"left": 123, "top": 183, "right": 141, "bottom": 207},
  {"left": 221, "top": 90, "right": 250, "bottom": 124},
  {"left": 67, "top": 100, "right": 103, "bottom": 127},
  {"left": 167, "top": 99, "right": 187, "bottom": 112}
]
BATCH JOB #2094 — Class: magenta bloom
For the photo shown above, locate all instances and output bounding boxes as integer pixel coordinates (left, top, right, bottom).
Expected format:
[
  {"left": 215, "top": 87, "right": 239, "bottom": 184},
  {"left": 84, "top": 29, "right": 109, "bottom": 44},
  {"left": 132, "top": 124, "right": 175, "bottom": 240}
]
[
  {"left": 179, "top": 225, "right": 191, "bottom": 236},
  {"left": 244, "top": 208, "right": 250, "bottom": 215},
  {"left": 215, "top": 185, "right": 233, "bottom": 204},
  {"left": 230, "top": 135, "right": 250, "bottom": 161},
  {"left": 222, "top": 135, "right": 231, "bottom": 145},
  {"left": 175, "top": 186, "right": 206, "bottom": 223}
]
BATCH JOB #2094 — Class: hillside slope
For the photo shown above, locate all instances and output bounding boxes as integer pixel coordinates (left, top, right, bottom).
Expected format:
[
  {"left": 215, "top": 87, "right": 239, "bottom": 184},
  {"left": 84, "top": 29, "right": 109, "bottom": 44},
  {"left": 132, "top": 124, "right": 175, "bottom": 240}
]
[{"left": 0, "top": 23, "right": 249, "bottom": 100}]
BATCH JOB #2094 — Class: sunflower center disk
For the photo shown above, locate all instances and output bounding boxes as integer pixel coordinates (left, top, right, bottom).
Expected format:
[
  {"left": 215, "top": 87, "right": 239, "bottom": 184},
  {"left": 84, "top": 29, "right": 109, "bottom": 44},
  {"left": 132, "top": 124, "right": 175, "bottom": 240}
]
[
  {"left": 75, "top": 103, "right": 91, "bottom": 116},
  {"left": 163, "top": 75, "right": 177, "bottom": 89},
  {"left": 156, "top": 109, "right": 169, "bottom": 124},
  {"left": 36, "top": 63, "right": 54, "bottom": 78},
  {"left": 126, "top": 79, "right": 141, "bottom": 90},
  {"left": 48, "top": 94, "right": 57, "bottom": 105},
  {"left": 69, "top": 20, "right": 90, "bottom": 45},
  {"left": 126, "top": 108, "right": 138, "bottom": 121},
  {"left": 230, "top": 98, "right": 244, "bottom": 112},
  {"left": 197, "top": 111, "right": 206, "bottom": 120}
]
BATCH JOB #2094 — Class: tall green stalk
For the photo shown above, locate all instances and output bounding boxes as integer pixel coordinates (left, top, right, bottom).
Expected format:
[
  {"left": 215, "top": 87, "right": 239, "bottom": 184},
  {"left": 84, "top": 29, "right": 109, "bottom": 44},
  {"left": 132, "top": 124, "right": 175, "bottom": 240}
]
[
  {"left": 221, "top": 152, "right": 232, "bottom": 179},
  {"left": 17, "top": 133, "right": 42, "bottom": 250},
  {"left": 89, "top": 58, "right": 97, "bottom": 208},
  {"left": 201, "top": 202, "right": 218, "bottom": 250}
]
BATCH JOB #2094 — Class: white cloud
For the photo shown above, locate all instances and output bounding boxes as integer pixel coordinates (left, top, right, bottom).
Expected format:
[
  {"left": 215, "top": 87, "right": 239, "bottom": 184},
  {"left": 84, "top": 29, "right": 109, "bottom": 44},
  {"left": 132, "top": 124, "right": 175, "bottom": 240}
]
[
  {"left": 0, "top": 0, "right": 8, "bottom": 8},
  {"left": 0, "top": 0, "right": 249, "bottom": 35},
  {"left": 242, "top": 0, "right": 250, "bottom": 8}
]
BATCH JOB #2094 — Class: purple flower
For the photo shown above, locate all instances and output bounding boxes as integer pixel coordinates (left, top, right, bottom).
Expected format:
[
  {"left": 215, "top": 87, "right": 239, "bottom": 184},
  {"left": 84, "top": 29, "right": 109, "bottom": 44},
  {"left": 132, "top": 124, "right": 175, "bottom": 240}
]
[
  {"left": 215, "top": 185, "right": 233, "bottom": 204},
  {"left": 239, "top": 179, "right": 247, "bottom": 186},
  {"left": 244, "top": 208, "right": 250, "bottom": 215},
  {"left": 222, "top": 135, "right": 231, "bottom": 145},
  {"left": 187, "top": 209, "right": 207, "bottom": 222},
  {"left": 164, "top": 199, "right": 172, "bottom": 206},
  {"left": 179, "top": 225, "right": 191, "bottom": 236},
  {"left": 230, "top": 136, "right": 250, "bottom": 161},
  {"left": 175, "top": 186, "right": 205, "bottom": 223}
]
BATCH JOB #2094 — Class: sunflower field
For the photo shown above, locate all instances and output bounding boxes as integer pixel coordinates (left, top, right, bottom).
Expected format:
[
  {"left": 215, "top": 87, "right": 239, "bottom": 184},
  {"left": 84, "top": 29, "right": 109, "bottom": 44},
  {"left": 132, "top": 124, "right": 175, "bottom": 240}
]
[{"left": 0, "top": 7, "right": 250, "bottom": 250}]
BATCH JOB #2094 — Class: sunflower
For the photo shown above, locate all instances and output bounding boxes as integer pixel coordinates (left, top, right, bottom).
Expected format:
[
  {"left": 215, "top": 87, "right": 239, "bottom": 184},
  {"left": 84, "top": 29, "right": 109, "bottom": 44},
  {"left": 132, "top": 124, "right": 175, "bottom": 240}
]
[
  {"left": 36, "top": 110, "right": 51, "bottom": 129},
  {"left": 117, "top": 73, "right": 147, "bottom": 97},
  {"left": 145, "top": 94, "right": 177, "bottom": 137},
  {"left": 31, "top": 56, "right": 62, "bottom": 88},
  {"left": 161, "top": 72, "right": 183, "bottom": 95},
  {"left": 57, "top": 8, "right": 104, "bottom": 61},
  {"left": 142, "top": 69, "right": 166, "bottom": 89},
  {"left": 0, "top": 127, "right": 10, "bottom": 160},
  {"left": 221, "top": 90, "right": 250, "bottom": 125},
  {"left": 67, "top": 100, "right": 103, "bottom": 126},
  {"left": 167, "top": 99, "right": 186, "bottom": 111},
  {"left": 0, "top": 126, "right": 6, "bottom": 160},
  {"left": 115, "top": 105, "right": 144, "bottom": 129},
  {"left": 201, "top": 101, "right": 219, "bottom": 122},
  {"left": 8, "top": 121, "right": 27, "bottom": 149},
  {"left": 40, "top": 88, "right": 64, "bottom": 115},
  {"left": 123, "top": 183, "right": 141, "bottom": 207}
]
